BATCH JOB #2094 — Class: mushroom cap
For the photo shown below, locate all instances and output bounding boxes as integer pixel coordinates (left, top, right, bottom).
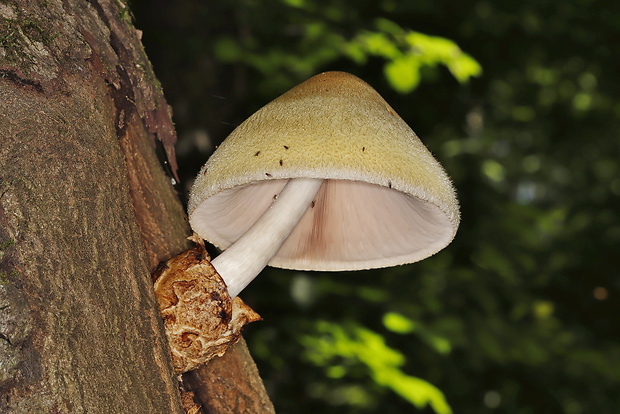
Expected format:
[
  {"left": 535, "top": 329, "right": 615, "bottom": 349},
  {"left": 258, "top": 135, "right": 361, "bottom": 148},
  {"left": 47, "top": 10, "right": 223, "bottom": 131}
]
[{"left": 188, "top": 71, "right": 460, "bottom": 271}]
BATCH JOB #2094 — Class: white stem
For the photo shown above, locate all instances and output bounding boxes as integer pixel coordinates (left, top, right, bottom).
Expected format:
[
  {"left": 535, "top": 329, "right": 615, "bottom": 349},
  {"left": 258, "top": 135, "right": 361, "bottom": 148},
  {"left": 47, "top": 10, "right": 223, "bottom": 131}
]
[{"left": 212, "top": 178, "right": 323, "bottom": 298}]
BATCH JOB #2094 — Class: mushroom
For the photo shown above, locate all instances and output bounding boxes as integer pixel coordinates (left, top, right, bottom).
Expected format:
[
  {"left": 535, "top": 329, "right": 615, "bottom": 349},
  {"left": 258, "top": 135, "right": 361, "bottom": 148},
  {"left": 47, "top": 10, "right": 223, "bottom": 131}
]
[
  {"left": 155, "top": 71, "right": 460, "bottom": 372},
  {"left": 188, "top": 71, "right": 459, "bottom": 299}
]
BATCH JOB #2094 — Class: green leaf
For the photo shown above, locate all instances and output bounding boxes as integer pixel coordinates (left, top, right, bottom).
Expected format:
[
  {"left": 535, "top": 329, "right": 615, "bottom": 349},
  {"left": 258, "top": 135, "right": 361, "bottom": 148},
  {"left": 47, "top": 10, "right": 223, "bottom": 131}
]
[
  {"left": 384, "top": 55, "right": 421, "bottom": 93},
  {"left": 383, "top": 311, "right": 417, "bottom": 334}
]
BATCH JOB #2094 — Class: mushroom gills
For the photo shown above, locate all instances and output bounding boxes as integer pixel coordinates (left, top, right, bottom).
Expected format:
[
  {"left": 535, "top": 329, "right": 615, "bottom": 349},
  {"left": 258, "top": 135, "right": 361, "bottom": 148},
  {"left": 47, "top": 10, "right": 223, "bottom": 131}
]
[
  {"left": 276, "top": 179, "right": 452, "bottom": 270},
  {"left": 203, "top": 179, "right": 453, "bottom": 272},
  {"left": 211, "top": 178, "right": 324, "bottom": 298}
]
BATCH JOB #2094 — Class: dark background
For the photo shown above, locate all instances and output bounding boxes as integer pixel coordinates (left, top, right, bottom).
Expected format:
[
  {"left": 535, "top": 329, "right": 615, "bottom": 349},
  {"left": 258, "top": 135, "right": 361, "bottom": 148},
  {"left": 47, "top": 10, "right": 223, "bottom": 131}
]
[{"left": 130, "top": 1, "right": 619, "bottom": 413}]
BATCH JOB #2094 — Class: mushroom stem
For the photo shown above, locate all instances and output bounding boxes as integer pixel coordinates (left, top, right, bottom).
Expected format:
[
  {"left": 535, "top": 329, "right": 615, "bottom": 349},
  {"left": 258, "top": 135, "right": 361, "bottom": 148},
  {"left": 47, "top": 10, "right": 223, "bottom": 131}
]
[{"left": 211, "top": 178, "right": 324, "bottom": 298}]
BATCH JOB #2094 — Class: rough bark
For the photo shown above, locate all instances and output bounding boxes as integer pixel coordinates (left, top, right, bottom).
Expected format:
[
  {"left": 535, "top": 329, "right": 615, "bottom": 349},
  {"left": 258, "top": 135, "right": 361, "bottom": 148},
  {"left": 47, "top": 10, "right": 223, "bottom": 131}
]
[
  {"left": 184, "top": 340, "right": 276, "bottom": 414},
  {"left": 0, "top": 0, "right": 273, "bottom": 412}
]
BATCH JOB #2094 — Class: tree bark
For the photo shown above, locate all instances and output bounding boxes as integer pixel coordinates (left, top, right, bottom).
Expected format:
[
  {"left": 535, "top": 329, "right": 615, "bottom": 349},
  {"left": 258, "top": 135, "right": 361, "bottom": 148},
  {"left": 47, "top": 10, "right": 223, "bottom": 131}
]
[{"left": 0, "top": 0, "right": 273, "bottom": 412}]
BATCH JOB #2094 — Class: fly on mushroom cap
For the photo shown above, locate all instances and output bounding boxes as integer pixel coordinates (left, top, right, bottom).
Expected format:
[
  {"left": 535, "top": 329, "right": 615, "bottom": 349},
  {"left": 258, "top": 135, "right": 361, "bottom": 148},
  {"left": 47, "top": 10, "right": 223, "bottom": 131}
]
[{"left": 189, "top": 71, "right": 459, "bottom": 297}]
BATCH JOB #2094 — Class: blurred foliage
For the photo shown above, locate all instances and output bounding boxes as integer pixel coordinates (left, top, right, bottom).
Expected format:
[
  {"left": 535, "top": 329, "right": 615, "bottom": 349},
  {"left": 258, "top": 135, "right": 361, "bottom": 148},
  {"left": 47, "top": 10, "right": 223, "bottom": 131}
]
[
  {"left": 214, "top": 15, "right": 481, "bottom": 94},
  {"left": 301, "top": 320, "right": 452, "bottom": 413},
  {"left": 132, "top": 0, "right": 620, "bottom": 413}
]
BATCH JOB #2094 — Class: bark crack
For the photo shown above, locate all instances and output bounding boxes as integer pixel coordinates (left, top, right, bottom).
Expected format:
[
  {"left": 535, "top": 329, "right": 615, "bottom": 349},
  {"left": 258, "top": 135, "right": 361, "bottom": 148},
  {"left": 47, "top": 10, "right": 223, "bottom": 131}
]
[{"left": 0, "top": 69, "right": 44, "bottom": 93}]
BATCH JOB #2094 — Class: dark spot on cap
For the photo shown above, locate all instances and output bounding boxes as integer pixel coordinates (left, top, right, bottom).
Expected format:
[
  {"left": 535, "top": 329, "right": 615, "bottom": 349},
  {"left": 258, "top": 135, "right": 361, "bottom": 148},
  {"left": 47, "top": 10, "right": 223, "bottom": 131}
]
[
  {"left": 265, "top": 172, "right": 272, "bottom": 177},
  {"left": 254, "top": 151, "right": 261, "bottom": 156},
  {"left": 279, "top": 159, "right": 283, "bottom": 166},
  {"left": 362, "top": 147, "right": 366, "bottom": 152},
  {"left": 283, "top": 145, "right": 289, "bottom": 150}
]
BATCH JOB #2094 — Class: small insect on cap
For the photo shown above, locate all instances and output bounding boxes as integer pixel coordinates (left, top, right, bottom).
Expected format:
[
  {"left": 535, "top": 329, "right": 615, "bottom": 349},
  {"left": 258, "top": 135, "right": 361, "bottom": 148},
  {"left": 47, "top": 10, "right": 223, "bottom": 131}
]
[{"left": 189, "top": 71, "right": 460, "bottom": 272}]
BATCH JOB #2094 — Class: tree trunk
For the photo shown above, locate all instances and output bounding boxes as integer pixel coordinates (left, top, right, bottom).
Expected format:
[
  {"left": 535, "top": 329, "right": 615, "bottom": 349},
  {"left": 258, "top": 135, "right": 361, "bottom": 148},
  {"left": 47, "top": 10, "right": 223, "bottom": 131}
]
[{"left": 0, "top": 1, "right": 274, "bottom": 412}]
